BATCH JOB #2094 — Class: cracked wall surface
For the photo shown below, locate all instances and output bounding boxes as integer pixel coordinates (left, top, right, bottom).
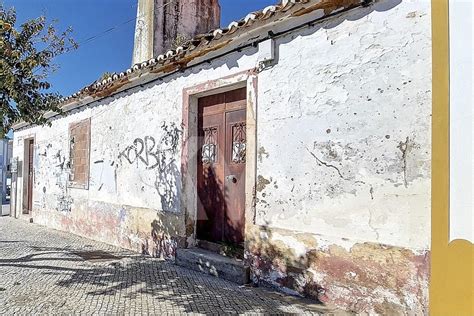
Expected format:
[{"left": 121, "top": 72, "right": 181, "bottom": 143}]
[
  {"left": 249, "top": 0, "right": 432, "bottom": 313},
  {"left": 12, "top": 0, "right": 431, "bottom": 314},
  {"left": 255, "top": 0, "right": 431, "bottom": 251}
]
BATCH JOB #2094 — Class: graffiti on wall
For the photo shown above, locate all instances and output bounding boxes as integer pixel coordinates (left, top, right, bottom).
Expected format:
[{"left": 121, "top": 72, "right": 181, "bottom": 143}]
[
  {"left": 118, "top": 122, "right": 182, "bottom": 167},
  {"left": 118, "top": 136, "right": 161, "bottom": 170},
  {"left": 118, "top": 122, "right": 183, "bottom": 213}
]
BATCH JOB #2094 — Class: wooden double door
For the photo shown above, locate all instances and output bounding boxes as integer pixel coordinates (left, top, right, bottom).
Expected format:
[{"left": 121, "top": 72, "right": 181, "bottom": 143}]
[{"left": 196, "top": 88, "right": 247, "bottom": 245}]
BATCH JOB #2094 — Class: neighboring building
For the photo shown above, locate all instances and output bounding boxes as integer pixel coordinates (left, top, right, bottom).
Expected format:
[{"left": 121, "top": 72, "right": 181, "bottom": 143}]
[
  {"left": 10, "top": 0, "right": 471, "bottom": 314},
  {"left": 430, "top": 1, "right": 473, "bottom": 315},
  {"left": 0, "top": 138, "right": 13, "bottom": 204},
  {"left": 132, "top": 0, "right": 220, "bottom": 64}
]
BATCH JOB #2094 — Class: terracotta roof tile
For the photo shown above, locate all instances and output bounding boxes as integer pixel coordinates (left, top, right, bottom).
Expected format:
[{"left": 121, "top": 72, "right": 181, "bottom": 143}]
[{"left": 55, "top": 0, "right": 363, "bottom": 106}]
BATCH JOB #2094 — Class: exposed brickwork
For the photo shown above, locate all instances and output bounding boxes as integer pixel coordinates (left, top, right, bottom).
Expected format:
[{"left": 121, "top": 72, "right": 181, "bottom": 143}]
[{"left": 68, "top": 118, "right": 90, "bottom": 188}]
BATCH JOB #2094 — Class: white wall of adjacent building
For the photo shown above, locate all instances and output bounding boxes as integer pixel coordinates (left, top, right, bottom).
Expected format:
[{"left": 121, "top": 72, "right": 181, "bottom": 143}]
[{"left": 449, "top": 0, "right": 474, "bottom": 243}]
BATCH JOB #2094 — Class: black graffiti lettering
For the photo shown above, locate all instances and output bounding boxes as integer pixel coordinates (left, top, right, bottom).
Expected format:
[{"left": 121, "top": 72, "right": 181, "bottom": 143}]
[
  {"left": 118, "top": 123, "right": 183, "bottom": 171},
  {"left": 119, "top": 136, "right": 160, "bottom": 169},
  {"left": 133, "top": 138, "right": 147, "bottom": 166},
  {"left": 145, "top": 136, "right": 160, "bottom": 170},
  {"left": 118, "top": 146, "right": 134, "bottom": 164}
]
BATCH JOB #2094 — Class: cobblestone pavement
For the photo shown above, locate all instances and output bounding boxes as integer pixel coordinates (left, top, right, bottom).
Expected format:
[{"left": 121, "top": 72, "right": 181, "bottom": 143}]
[{"left": 0, "top": 217, "right": 343, "bottom": 315}]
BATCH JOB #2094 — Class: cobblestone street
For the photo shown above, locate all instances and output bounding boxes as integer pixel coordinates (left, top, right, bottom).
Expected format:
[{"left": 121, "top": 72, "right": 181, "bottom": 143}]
[{"left": 0, "top": 217, "right": 342, "bottom": 315}]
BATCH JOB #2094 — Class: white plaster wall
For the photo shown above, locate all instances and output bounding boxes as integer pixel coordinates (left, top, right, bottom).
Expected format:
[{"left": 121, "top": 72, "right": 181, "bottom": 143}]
[
  {"left": 256, "top": 0, "right": 432, "bottom": 250},
  {"left": 449, "top": 0, "right": 473, "bottom": 243},
  {"left": 12, "top": 0, "right": 432, "bottom": 252},
  {"left": 13, "top": 48, "right": 259, "bottom": 223}
]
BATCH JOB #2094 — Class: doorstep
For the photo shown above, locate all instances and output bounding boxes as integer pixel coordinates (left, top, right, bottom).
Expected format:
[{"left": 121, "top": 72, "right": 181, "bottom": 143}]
[{"left": 175, "top": 247, "right": 250, "bottom": 285}]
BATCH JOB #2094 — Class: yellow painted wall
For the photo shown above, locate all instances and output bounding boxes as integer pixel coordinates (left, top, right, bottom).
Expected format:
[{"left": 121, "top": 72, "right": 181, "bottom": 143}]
[{"left": 431, "top": 0, "right": 474, "bottom": 314}]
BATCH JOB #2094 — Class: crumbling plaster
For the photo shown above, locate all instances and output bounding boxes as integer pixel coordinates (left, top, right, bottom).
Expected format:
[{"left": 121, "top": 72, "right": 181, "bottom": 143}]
[
  {"left": 243, "top": 1, "right": 432, "bottom": 312},
  {"left": 255, "top": 0, "right": 431, "bottom": 251},
  {"left": 12, "top": 0, "right": 431, "bottom": 313},
  {"left": 246, "top": 224, "right": 429, "bottom": 315},
  {"left": 12, "top": 46, "right": 260, "bottom": 256}
]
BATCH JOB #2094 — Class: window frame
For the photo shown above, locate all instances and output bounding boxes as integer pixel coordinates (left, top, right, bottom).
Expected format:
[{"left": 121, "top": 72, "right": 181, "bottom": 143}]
[{"left": 67, "top": 118, "right": 91, "bottom": 190}]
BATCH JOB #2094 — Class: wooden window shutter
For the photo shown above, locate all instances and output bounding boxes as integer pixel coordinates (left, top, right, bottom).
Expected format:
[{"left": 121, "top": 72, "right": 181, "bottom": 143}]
[{"left": 68, "top": 118, "right": 91, "bottom": 189}]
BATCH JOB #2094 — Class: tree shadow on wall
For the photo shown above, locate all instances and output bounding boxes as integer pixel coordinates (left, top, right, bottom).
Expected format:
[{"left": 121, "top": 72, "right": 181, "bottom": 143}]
[
  {"left": 245, "top": 224, "right": 327, "bottom": 304},
  {"left": 139, "top": 214, "right": 186, "bottom": 260},
  {"left": 146, "top": 218, "right": 180, "bottom": 259},
  {"left": 140, "top": 122, "right": 184, "bottom": 259},
  {"left": 155, "top": 160, "right": 181, "bottom": 213},
  {"left": 154, "top": 122, "right": 183, "bottom": 214}
]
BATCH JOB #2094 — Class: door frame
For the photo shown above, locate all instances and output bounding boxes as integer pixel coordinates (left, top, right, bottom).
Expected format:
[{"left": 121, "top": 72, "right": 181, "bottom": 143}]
[
  {"left": 182, "top": 70, "right": 258, "bottom": 247},
  {"left": 22, "top": 137, "right": 35, "bottom": 215}
]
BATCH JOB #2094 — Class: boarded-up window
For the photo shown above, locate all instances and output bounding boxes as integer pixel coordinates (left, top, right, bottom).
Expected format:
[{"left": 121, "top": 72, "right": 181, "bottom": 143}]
[{"left": 68, "top": 118, "right": 90, "bottom": 189}]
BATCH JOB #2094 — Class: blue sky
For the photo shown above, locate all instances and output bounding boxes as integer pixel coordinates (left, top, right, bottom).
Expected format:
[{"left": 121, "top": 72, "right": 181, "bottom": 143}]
[{"left": 3, "top": 0, "right": 275, "bottom": 97}]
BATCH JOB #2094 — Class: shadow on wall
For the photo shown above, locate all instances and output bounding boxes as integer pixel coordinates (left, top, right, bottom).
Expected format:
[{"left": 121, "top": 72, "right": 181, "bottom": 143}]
[
  {"left": 116, "top": 121, "right": 183, "bottom": 213},
  {"left": 132, "top": 206, "right": 188, "bottom": 259},
  {"left": 245, "top": 224, "right": 430, "bottom": 314},
  {"left": 269, "top": 0, "right": 403, "bottom": 68},
  {"left": 246, "top": 224, "right": 325, "bottom": 302},
  {"left": 140, "top": 218, "right": 180, "bottom": 259},
  {"left": 138, "top": 122, "right": 185, "bottom": 259},
  {"left": 153, "top": 122, "right": 183, "bottom": 213}
]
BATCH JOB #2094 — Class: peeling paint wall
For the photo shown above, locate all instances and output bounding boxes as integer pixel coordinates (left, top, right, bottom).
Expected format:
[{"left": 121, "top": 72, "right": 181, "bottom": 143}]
[
  {"left": 12, "top": 0, "right": 431, "bottom": 313},
  {"left": 249, "top": 0, "right": 432, "bottom": 313},
  {"left": 12, "top": 44, "right": 260, "bottom": 258},
  {"left": 256, "top": 0, "right": 431, "bottom": 250},
  {"left": 12, "top": 103, "right": 188, "bottom": 257},
  {"left": 247, "top": 225, "right": 429, "bottom": 315}
]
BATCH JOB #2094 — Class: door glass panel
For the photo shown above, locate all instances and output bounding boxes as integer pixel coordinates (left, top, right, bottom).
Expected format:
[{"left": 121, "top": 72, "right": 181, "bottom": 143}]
[
  {"left": 231, "top": 122, "right": 246, "bottom": 163},
  {"left": 202, "top": 127, "right": 218, "bottom": 164}
]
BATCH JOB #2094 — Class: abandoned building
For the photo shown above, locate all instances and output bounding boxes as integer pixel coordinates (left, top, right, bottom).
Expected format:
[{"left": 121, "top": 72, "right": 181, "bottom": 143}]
[
  {"left": 132, "top": 0, "right": 221, "bottom": 64},
  {"left": 10, "top": 0, "right": 434, "bottom": 314}
]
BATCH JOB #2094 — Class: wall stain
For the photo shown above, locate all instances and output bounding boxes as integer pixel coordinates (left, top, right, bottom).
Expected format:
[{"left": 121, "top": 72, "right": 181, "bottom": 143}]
[
  {"left": 257, "top": 146, "right": 270, "bottom": 163},
  {"left": 256, "top": 175, "right": 271, "bottom": 192},
  {"left": 397, "top": 136, "right": 410, "bottom": 188},
  {"left": 246, "top": 225, "right": 429, "bottom": 315}
]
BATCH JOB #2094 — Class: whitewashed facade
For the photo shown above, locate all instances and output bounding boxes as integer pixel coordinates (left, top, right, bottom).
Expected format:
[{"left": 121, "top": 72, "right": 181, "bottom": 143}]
[{"left": 12, "top": 0, "right": 432, "bottom": 313}]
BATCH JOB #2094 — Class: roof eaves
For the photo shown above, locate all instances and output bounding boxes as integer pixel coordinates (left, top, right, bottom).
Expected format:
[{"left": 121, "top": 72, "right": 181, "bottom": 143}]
[
  {"left": 12, "top": 0, "right": 367, "bottom": 131},
  {"left": 56, "top": 0, "right": 317, "bottom": 105}
]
